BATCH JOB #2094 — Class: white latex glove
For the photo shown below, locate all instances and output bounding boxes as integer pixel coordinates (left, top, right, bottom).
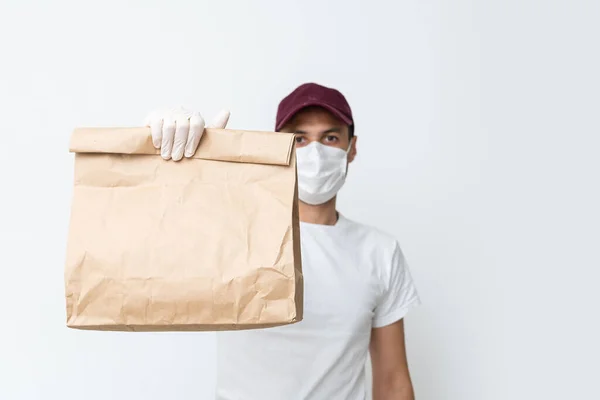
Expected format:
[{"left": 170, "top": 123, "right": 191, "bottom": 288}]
[{"left": 144, "top": 107, "right": 230, "bottom": 161}]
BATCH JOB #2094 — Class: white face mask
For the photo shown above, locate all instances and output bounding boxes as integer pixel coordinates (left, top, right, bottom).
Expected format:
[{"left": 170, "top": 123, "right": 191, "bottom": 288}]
[{"left": 295, "top": 142, "right": 350, "bottom": 205}]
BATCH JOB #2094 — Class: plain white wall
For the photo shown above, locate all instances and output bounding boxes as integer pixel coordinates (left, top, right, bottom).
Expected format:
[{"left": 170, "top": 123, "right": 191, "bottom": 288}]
[{"left": 1, "top": 0, "right": 599, "bottom": 399}]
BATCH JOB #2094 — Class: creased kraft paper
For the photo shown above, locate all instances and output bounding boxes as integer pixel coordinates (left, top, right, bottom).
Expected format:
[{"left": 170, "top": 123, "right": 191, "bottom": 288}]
[{"left": 64, "top": 127, "right": 303, "bottom": 331}]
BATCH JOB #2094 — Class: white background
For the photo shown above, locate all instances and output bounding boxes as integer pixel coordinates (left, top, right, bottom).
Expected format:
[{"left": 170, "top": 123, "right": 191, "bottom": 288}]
[{"left": 1, "top": 0, "right": 599, "bottom": 399}]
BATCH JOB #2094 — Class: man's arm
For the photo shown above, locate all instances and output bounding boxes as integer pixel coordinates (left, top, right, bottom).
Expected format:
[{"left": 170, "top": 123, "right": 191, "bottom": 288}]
[{"left": 369, "top": 318, "right": 415, "bottom": 400}]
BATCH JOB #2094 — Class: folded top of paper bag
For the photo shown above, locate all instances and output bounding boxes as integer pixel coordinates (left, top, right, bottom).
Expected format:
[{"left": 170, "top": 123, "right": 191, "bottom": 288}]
[{"left": 69, "top": 127, "right": 295, "bottom": 166}]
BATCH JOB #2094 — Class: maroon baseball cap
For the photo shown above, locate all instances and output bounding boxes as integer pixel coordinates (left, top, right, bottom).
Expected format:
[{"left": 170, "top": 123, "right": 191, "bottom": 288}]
[{"left": 275, "top": 82, "right": 354, "bottom": 131}]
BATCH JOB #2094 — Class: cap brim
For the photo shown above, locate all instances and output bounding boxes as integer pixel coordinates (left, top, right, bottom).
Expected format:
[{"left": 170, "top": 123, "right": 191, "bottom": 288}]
[{"left": 276, "top": 101, "right": 353, "bottom": 131}]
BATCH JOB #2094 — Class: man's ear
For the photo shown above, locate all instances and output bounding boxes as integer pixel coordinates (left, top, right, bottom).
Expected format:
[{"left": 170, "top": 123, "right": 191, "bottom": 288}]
[{"left": 348, "top": 136, "right": 357, "bottom": 163}]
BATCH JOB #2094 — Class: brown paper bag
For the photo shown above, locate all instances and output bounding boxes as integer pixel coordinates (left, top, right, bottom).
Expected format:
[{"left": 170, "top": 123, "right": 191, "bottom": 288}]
[{"left": 64, "top": 126, "right": 303, "bottom": 331}]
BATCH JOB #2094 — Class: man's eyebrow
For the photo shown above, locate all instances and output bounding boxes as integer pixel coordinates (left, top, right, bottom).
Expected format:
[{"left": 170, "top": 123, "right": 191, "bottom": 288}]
[
  {"left": 294, "top": 130, "right": 308, "bottom": 134},
  {"left": 322, "top": 127, "right": 342, "bottom": 134}
]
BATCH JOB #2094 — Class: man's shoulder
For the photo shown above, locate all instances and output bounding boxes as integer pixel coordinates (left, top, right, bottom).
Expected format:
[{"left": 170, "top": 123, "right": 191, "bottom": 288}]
[{"left": 339, "top": 214, "right": 401, "bottom": 253}]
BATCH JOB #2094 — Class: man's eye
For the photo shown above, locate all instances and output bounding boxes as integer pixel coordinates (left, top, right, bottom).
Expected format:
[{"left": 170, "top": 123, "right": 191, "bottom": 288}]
[
  {"left": 325, "top": 135, "right": 338, "bottom": 142},
  {"left": 295, "top": 136, "right": 305, "bottom": 143}
]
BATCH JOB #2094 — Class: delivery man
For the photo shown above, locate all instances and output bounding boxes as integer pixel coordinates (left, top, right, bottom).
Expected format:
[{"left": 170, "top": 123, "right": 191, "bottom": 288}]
[{"left": 145, "top": 82, "right": 421, "bottom": 400}]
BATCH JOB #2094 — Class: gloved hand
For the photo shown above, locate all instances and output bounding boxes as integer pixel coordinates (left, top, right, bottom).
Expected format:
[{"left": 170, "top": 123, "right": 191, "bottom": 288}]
[{"left": 144, "top": 107, "right": 230, "bottom": 161}]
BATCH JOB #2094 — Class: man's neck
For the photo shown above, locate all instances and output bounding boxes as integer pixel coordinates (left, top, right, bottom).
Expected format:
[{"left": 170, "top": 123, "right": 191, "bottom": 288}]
[{"left": 298, "top": 197, "right": 338, "bottom": 226}]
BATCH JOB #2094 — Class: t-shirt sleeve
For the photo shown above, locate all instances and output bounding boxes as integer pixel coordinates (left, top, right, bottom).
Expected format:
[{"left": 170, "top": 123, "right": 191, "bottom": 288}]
[{"left": 372, "top": 241, "right": 421, "bottom": 328}]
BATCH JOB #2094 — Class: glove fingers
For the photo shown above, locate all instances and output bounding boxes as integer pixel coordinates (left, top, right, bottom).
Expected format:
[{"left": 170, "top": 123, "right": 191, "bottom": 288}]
[
  {"left": 145, "top": 108, "right": 224, "bottom": 159},
  {"left": 161, "top": 117, "right": 176, "bottom": 160},
  {"left": 172, "top": 117, "right": 190, "bottom": 161},
  {"left": 185, "top": 113, "right": 206, "bottom": 157},
  {"left": 208, "top": 109, "right": 230, "bottom": 129},
  {"left": 148, "top": 117, "right": 164, "bottom": 149}
]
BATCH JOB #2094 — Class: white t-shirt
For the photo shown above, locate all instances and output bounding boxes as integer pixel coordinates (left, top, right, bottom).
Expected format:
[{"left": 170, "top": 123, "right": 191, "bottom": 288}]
[{"left": 215, "top": 214, "right": 421, "bottom": 400}]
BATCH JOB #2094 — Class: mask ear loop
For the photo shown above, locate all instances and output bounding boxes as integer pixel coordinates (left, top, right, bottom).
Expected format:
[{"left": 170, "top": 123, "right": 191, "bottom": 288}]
[{"left": 342, "top": 141, "right": 353, "bottom": 176}]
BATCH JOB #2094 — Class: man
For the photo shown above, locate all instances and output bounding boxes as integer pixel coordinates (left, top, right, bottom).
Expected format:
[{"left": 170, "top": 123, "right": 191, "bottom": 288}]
[{"left": 145, "top": 83, "right": 421, "bottom": 400}]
